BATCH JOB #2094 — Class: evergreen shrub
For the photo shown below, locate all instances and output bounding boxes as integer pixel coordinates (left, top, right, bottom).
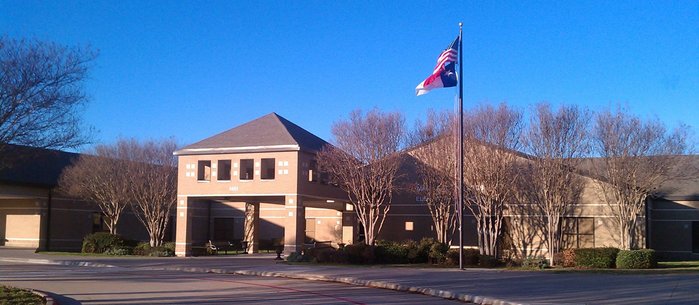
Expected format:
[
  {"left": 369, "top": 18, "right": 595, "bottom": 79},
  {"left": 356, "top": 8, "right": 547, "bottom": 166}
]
[
  {"left": 573, "top": 247, "right": 619, "bottom": 269},
  {"left": 616, "top": 249, "right": 657, "bottom": 269},
  {"left": 81, "top": 232, "right": 125, "bottom": 254}
]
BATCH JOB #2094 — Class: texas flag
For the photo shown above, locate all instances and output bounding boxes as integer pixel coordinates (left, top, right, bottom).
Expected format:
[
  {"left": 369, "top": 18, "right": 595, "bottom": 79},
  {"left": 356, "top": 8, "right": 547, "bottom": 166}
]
[{"left": 415, "top": 36, "right": 460, "bottom": 96}]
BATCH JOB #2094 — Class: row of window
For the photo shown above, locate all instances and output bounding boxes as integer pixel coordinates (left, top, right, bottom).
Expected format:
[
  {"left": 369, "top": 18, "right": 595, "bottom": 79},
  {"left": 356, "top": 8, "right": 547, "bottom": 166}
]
[
  {"left": 197, "top": 158, "right": 277, "bottom": 182},
  {"left": 194, "top": 158, "right": 330, "bottom": 183}
]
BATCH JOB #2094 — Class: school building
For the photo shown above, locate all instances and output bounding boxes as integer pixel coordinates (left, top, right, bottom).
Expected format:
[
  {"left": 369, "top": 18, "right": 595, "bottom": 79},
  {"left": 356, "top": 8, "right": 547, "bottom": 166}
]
[{"left": 1, "top": 113, "right": 697, "bottom": 259}]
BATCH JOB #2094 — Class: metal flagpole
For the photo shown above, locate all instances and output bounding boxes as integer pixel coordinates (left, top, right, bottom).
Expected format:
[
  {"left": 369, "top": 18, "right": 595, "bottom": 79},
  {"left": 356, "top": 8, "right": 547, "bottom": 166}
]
[{"left": 458, "top": 22, "right": 464, "bottom": 270}]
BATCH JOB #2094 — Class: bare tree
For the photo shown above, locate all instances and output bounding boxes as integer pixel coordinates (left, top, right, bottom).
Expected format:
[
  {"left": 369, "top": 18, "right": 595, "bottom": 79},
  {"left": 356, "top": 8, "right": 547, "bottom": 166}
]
[
  {"left": 0, "top": 37, "right": 95, "bottom": 160},
  {"left": 462, "top": 103, "right": 524, "bottom": 257},
  {"left": 59, "top": 145, "right": 131, "bottom": 235},
  {"left": 409, "top": 110, "right": 457, "bottom": 244},
  {"left": 124, "top": 138, "right": 178, "bottom": 247},
  {"left": 524, "top": 103, "right": 590, "bottom": 265},
  {"left": 592, "top": 108, "right": 690, "bottom": 250},
  {"left": 317, "top": 109, "right": 405, "bottom": 246}
]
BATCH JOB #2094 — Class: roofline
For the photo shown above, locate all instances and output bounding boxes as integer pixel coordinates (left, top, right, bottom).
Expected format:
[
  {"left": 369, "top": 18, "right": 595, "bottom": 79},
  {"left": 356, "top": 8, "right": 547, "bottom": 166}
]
[{"left": 173, "top": 144, "right": 301, "bottom": 156}]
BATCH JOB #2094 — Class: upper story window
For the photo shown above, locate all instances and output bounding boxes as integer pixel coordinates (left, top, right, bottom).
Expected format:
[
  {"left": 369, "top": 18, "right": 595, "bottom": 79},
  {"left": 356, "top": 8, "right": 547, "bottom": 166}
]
[
  {"left": 261, "top": 158, "right": 275, "bottom": 180},
  {"left": 218, "top": 160, "right": 232, "bottom": 181},
  {"left": 198, "top": 160, "right": 211, "bottom": 181},
  {"left": 308, "top": 160, "right": 318, "bottom": 182},
  {"left": 240, "top": 159, "right": 254, "bottom": 180}
]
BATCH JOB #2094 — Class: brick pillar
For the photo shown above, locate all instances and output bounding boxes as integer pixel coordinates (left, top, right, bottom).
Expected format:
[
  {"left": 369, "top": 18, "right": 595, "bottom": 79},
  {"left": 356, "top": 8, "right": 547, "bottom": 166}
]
[
  {"left": 284, "top": 195, "right": 305, "bottom": 254},
  {"left": 244, "top": 202, "right": 260, "bottom": 253},
  {"left": 175, "top": 196, "right": 193, "bottom": 257}
]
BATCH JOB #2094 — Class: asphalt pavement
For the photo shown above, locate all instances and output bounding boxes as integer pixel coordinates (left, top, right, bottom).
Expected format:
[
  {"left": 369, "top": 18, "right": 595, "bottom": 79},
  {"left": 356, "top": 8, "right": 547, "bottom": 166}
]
[{"left": 1, "top": 248, "right": 698, "bottom": 304}]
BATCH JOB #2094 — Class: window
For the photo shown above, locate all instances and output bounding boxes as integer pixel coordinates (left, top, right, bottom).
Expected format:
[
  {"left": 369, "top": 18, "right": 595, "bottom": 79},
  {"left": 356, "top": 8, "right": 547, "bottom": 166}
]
[
  {"left": 197, "top": 160, "right": 211, "bottom": 181},
  {"left": 693, "top": 222, "right": 699, "bottom": 254},
  {"left": 308, "top": 160, "right": 318, "bottom": 182},
  {"left": 218, "top": 160, "right": 231, "bottom": 181},
  {"left": 240, "top": 159, "right": 254, "bottom": 180},
  {"left": 562, "top": 217, "right": 595, "bottom": 248},
  {"left": 405, "top": 221, "right": 414, "bottom": 231},
  {"left": 305, "top": 218, "right": 316, "bottom": 243},
  {"left": 261, "top": 158, "right": 275, "bottom": 180}
]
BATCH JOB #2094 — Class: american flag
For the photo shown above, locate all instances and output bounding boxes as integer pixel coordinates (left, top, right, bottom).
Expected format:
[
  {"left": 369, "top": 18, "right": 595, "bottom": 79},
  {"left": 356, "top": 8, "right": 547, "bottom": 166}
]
[{"left": 415, "top": 36, "right": 460, "bottom": 96}]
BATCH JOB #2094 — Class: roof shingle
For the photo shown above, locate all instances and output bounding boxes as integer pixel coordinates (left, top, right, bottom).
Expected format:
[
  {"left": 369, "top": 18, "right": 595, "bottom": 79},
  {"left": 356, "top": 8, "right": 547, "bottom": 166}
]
[{"left": 175, "top": 113, "right": 329, "bottom": 155}]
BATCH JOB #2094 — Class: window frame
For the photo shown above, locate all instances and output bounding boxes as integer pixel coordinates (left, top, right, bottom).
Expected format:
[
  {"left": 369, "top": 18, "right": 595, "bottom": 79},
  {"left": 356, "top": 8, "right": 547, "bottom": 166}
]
[
  {"left": 562, "top": 217, "right": 595, "bottom": 249},
  {"left": 217, "top": 159, "right": 232, "bottom": 181},
  {"left": 197, "top": 160, "right": 212, "bottom": 182},
  {"left": 239, "top": 159, "right": 254, "bottom": 181},
  {"left": 261, "top": 158, "right": 275, "bottom": 180}
]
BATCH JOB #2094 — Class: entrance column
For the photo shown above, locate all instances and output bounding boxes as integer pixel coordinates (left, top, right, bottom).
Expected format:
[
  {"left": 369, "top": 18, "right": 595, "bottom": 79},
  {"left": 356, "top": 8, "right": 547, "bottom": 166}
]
[
  {"left": 175, "top": 196, "right": 194, "bottom": 257},
  {"left": 284, "top": 195, "right": 305, "bottom": 254},
  {"left": 244, "top": 202, "right": 260, "bottom": 253},
  {"left": 342, "top": 203, "right": 356, "bottom": 245}
]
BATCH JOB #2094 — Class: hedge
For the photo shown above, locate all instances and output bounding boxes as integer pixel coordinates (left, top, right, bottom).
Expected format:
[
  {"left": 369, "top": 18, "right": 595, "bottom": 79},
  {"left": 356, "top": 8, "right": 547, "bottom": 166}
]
[
  {"left": 616, "top": 249, "right": 657, "bottom": 269},
  {"left": 82, "top": 232, "right": 126, "bottom": 254},
  {"left": 573, "top": 247, "right": 619, "bottom": 269},
  {"left": 289, "top": 239, "right": 450, "bottom": 265},
  {"left": 442, "top": 248, "right": 481, "bottom": 266},
  {"left": 132, "top": 241, "right": 176, "bottom": 257}
]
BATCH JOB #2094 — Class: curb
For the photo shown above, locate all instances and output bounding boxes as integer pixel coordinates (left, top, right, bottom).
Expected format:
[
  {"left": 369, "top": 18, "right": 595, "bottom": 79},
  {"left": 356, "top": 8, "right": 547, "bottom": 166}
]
[
  {"left": 31, "top": 289, "right": 56, "bottom": 305},
  {"left": 0, "top": 257, "right": 117, "bottom": 268},
  {"left": 153, "top": 266, "right": 527, "bottom": 305}
]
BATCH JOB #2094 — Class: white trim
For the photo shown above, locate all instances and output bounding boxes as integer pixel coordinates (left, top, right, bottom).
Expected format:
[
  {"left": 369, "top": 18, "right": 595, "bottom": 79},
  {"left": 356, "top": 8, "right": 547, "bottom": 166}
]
[
  {"left": 651, "top": 219, "right": 699, "bottom": 222},
  {"left": 174, "top": 144, "right": 300, "bottom": 155},
  {"left": 5, "top": 237, "right": 40, "bottom": 241},
  {"left": 303, "top": 216, "right": 341, "bottom": 219},
  {"left": 178, "top": 193, "right": 297, "bottom": 197}
]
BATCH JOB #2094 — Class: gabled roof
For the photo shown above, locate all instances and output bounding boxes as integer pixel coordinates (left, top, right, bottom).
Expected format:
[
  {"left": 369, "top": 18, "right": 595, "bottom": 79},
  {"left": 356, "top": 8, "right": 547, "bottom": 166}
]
[
  {"left": 0, "top": 144, "right": 79, "bottom": 188},
  {"left": 578, "top": 155, "right": 699, "bottom": 201},
  {"left": 174, "top": 113, "right": 330, "bottom": 155}
]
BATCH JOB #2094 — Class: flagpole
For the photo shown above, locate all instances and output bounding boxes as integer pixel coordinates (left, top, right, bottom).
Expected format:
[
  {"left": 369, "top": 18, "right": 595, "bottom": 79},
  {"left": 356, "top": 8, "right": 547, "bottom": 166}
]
[{"left": 457, "top": 22, "right": 464, "bottom": 270}]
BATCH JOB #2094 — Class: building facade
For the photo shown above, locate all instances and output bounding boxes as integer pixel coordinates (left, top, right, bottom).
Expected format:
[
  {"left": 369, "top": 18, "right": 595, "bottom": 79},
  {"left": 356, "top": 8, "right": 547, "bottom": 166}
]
[
  {"left": 2, "top": 113, "right": 697, "bottom": 260},
  {"left": 0, "top": 145, "right": 152, "bottom": 251}
]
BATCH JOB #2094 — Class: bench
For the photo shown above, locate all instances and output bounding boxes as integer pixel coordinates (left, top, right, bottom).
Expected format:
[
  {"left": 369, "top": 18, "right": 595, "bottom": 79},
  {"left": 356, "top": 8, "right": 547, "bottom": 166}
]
[
  {"left": 206, "top": 240, "right": 246, "bottom": 255},
  {"left": 301, "top": 240, "right": 335, "bottom": 256}
]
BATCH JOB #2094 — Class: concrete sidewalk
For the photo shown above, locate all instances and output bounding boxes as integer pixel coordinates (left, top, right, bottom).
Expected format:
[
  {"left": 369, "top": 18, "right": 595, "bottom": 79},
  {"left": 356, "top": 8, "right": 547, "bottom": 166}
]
[{"left": 2, "top": 249, "right": 698, "bottom": 304}]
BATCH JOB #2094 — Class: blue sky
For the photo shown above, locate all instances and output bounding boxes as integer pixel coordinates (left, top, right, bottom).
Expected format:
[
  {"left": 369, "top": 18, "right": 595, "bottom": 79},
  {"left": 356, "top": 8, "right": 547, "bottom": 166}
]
[{"left": 2, "top": 1, "right": 697, "bottom": 149}]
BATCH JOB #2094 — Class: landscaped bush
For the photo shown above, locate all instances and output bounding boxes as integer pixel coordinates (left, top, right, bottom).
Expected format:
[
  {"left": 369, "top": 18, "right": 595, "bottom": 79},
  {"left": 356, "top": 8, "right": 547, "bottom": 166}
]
[
  {"left": 521, "top": 256, "right": 549, "bottom": 269},
  {"left": 81, "top": 232, "right": 126, "bottom": 254},
  {"left": 0, "top": 285, "right": 44, "bottom": 305},
  {"left": 286, "top": 251, "right": 306, "bottom": 262},
  {"left": 479, "top": 254, "right": 499, "bottom": 268},
  {"left": 428, "top": 242, "right": 449, "bottom": 264},
  {"left": 616, "top": 249, "right": 657, "bottom": 269},
  {"left": 574, "top": 247, "right": 619, "bottom": 269},
  {"left": 344, "top": 243, "right": 376, "bottom": 264},
  {"left": 445, "top": 248, "right": 480, "bottom": 266},
  {"left": 104, "top": 247, "right": 132, "bottom": 256},
  {"left": 560, "top": 248, "right": 576, "bottom": 267},
  {"left": 373, "top": 239, "right": 446, "bottom": 264},
  {"left": 375, "top": 240, "right": 409, "bottom": 264},
  {"left": 132, "top": 241, "right": 175, "bottom": 257},
  {"left": 414, "top": 238, "right": 438, "bottom": 263}
]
